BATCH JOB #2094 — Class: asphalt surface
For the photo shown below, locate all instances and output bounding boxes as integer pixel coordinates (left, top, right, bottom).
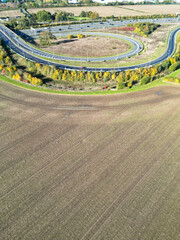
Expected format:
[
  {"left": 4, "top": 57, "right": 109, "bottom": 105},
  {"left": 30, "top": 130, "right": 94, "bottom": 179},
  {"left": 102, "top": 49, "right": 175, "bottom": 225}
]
[
  {"left": 21, "top": 17, "right": 180, "bottom": 37},
  {"left": 0, "top": 17, "right": 180, "bottom": 72},
  {"left": 0, "top": 25, "right": 143, "bottom": 62}
]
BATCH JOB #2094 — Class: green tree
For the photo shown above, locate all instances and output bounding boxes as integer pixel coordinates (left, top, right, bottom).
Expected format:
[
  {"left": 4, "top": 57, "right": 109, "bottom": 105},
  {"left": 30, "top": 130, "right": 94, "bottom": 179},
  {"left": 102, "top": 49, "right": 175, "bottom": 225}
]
[
  {"left": 36, "top": 10, "right": 52, "bottom": 22},
  {"left": 39, "top": 31, "right": 56, "bottom": 46}
]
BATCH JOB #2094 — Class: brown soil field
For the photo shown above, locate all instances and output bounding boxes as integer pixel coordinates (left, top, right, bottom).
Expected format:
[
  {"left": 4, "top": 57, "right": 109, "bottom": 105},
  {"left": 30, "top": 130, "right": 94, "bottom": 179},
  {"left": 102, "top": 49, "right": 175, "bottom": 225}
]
[
  {"left": 0, "top": 9, "right": 22, "bottom": 18},
  {"left": 28, "top": 6, "right": 145, "bottom": 17},
  {"left": 121, "top": 5, "right": 180, "bottom": 15},
  {"left": 28, "top": 5, "right": 179, "bottom": 17},
  {"left": 0, "top": 5, "right": 179, "bottom": 18},
  {"left": 0, "top": 80, "right": 180, "bottom": 240},
  {"left": 37, "top": 36, "right": 130, "bottom": 57},
  {"left": 0, "top": 3, "right": 17, "bottom": 9}
]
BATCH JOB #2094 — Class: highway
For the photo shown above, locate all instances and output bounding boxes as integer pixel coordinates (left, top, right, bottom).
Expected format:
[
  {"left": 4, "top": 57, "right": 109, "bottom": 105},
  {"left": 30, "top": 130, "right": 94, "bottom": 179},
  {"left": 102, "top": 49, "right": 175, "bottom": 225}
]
[
  {"left": 21, "top": 17, "right": 180, "bottom": 38},
  {"left": 0, "top": 18, "right": 180, "bottom": 72}
]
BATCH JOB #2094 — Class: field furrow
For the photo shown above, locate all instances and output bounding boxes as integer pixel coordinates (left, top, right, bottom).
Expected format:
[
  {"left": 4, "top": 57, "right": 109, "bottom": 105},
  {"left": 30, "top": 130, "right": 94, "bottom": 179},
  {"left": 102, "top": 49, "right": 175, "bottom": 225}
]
[{"left": 0, "top": 81, "right": 179, "bottom": 240}]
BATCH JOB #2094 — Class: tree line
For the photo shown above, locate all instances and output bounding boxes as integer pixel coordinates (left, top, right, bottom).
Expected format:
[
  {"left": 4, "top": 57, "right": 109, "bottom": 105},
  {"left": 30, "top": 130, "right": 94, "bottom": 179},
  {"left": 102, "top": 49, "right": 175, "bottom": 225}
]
[
  {"left": 0, "top": 37, "right": 180, "bottom": 89},
  {"left": 5, "top": 12, "right": 177, "bottom": 30}
]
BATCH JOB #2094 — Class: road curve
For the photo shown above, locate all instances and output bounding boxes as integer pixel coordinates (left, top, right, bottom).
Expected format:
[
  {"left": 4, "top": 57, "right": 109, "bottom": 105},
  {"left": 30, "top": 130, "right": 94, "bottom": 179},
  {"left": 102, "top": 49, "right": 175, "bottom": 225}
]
[
  {"left": 0, "top": 24, "right": 179, "bottom": 72},
  {"left": 0, "top": 25, "right": 142, "bottom": 62}
]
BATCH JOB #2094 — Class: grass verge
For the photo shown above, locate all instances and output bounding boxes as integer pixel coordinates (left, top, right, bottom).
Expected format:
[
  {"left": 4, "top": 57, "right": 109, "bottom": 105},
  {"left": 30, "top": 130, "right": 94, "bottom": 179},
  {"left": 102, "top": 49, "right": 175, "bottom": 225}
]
[{"left": 164, "top": 68, "right": 180, "bottom": 78}]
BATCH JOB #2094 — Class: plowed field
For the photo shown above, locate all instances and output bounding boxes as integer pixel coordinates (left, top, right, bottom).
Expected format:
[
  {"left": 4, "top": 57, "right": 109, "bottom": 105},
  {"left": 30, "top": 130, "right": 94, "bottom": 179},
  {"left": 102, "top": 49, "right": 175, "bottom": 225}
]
[
  {"left": 28, "top": 5, "right": 179, "bottom": 17},
  {"left": 1, "top": 4, "right": 178, "bottom": 18},
  {"left": 0, "top": 81, "right": 180, "bottom": 240}
]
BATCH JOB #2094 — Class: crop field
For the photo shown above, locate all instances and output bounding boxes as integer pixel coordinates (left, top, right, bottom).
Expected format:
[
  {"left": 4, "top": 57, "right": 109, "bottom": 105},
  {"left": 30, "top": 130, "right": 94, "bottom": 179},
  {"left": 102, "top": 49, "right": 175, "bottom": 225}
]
[
  {"left": 121, "top": 5, "right": 180, "bottom": 15},
  {"left": 0, "top": 9, "right": 22, "bottom": 18},
  {"left": 28, "top": 5, "right": 179, "bottom": 17},
  {"left": 28, "top": 6, "right": 145, "bottom": 17},
  {"left": 0, "top": 80, "right": 180, "bottom": 240},
  {"left": 0, "top": 5, "right": 178, "bottom": 18}
]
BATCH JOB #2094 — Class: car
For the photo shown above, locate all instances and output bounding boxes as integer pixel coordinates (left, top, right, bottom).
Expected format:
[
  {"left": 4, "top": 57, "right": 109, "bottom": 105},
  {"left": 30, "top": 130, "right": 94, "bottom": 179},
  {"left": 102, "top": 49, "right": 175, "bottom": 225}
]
[{"left": 79, "top": 66, "right": 84, "bottom": 70}]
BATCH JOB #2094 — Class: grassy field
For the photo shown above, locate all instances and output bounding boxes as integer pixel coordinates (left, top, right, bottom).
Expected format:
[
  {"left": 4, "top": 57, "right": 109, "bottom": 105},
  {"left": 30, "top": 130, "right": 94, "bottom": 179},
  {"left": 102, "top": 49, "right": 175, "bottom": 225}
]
[
  {"left": 167, "top": 68, "right": 180, "bottom": 78},
  {"left": 0, "top": 80, "right": 180, "bottom": 240},
  {"left": 35, "top": 36, "right": 131, "bottom": 58}
]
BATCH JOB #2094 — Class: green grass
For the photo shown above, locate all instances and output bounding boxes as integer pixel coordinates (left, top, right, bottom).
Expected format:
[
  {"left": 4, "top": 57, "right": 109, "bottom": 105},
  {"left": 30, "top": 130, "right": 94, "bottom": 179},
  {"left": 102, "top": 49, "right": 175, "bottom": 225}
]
[
  {"left": 0, "top": 73, "right": 172, "bottom": 95},
  {"left": 165, "top": 68, "right": 180, "bottom": 78}
]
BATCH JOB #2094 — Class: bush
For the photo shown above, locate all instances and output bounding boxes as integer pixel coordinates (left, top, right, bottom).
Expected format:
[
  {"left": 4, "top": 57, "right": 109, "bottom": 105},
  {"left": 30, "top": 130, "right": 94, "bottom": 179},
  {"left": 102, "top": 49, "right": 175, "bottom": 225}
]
[
  {"left": 68, "top": 34, "right": 74, "bottom": 39},
  {"left": 77, "top": 34, "right": 84, "bottom": 39},
  {"left": 175, "top": 78, "right": 180, "bottom": 84},
  {"left": 140, "top": 76, "right": 151, "bottom": 85},
  {"left": 127, "top": 81, "right": 132, "bottom": 88},
  {"left": 117, "top": 82, "right": 125, "bottom": 90},
  {"left": 161, "top": 60, "right": 171, "bottom": 70},
  {"left": 169, "top": 61, "right": 180, "bottom": 72},
  {"left": 164, "top": 77, "right": 172, "bottom": 82},
  {"left": 164, "top": 77, "right": 180, "bottom": 84},
  {"left": 157, "top": 65, "right": 162, "bottom": 73}
]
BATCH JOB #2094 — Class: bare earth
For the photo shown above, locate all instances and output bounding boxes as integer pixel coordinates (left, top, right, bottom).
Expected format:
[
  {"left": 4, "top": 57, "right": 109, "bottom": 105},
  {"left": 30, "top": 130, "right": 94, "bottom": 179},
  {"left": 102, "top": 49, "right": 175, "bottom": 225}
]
[
  {"left": 38, "top": 36, "right": 130, "bottom": 57},
  {"left": 0, "top": 9, "right": 23, "bottom": 18},
  {"left": 0, "top": 80, "right": 180, "bottom": 240},
  {"left": 1, "top": 4, "right": 179, "bottom": 18},
  {"left": 28, "top": 5, "right": 180, "bottom": 17}
]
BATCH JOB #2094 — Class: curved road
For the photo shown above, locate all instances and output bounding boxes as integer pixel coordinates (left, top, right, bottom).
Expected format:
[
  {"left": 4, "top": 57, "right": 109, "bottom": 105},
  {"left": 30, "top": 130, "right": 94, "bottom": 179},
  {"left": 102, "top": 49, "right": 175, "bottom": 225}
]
[
  {"left": 0, "top": 24, "right": 179, "bottom": 72},
  {"left": 0, "top": 26, "right": 143, "bottom": 62}
]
